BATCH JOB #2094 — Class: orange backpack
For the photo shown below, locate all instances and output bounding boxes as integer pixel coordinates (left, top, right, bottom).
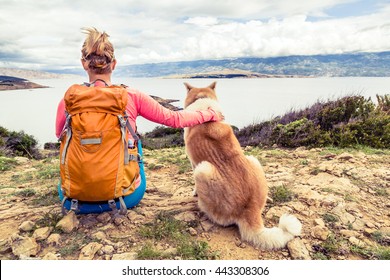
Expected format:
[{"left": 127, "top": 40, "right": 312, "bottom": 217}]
[{"left": 59, "top": 83, "right": 140, "bottom": 214}]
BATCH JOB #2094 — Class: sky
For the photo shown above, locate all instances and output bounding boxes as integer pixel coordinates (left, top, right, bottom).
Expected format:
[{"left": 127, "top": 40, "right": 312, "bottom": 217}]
[{"left": 0, "top": 0, "right": 389, "bottom": 71}]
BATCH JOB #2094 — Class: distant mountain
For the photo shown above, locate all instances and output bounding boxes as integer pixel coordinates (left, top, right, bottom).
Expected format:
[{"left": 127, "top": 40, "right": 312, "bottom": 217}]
[
  {"left": 5, "top": 51, "right": 389, "bottom": 78},
  {"left": 114, "top": 51, "right": 390, "bottom": 78}
]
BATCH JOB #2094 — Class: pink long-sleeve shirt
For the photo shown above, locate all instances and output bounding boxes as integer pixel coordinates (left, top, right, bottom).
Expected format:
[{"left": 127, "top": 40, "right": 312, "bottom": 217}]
[{"left": 55, "top": 82, "right": 219, "bottom": 138}]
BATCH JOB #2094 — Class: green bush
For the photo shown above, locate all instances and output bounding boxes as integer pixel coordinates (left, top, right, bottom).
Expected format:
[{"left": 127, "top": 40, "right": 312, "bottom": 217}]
[{"left": 0, "top": 126, "right": 41, "bottom": 159}]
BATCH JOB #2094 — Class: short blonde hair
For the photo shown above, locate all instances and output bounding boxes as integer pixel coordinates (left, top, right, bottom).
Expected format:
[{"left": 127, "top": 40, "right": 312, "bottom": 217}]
[{"left": 81, "top": 27, "right": 115, "bottom": 74}]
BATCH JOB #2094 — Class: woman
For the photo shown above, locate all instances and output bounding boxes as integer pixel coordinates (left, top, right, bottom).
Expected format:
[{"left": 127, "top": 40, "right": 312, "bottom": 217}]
[{"left": 55, "top": 27, "right": 223, "bottom": 214}]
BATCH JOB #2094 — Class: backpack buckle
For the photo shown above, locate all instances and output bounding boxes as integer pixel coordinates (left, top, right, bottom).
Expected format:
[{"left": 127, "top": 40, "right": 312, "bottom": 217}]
[{"left": 70, "top": 199, "right": 79, "bottom": 212}]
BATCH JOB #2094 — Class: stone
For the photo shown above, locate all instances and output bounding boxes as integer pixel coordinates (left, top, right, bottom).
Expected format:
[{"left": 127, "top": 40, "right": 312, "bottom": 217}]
[
  {"left": 174, "top": 211, "right": 197, "bottom": 223},
  {"left": 287, "top": 238, "right": 311, "bottom": 260},
  {"left": 311, "top": 225, "right": 330, "bottom": 241},
  {"left": 314, "top": 218, "right": 325, "bottom": 227},
  {"left": 14, "top": 157, "right": 29, "bottom": 164},
  {"left": 0, "top": 239, "right": 11, "bottom": 254},
  {"left": 56, "top": 211, "right": 79, "bottom": 233},
  {"left": 112, "top": 252, "right": 137, "bottom": 260},
  {"left": 349, "top": 237, "right": 366, "bottom": 248},
  {"left": 42, "top": 252, "right": 59, "bottom": 260},
  {"left": 18, "top": 221, "right": 35, "bottom": 232},
  {"left": 340, "top": 230, "right": 357, "bottom": 238},
  {"left": 200, "top": 220, "right": 215, "bottom": 232},
  {"left": 188, "top": 227, "right": 198, "bottom": 236},
  {"left": 78, "top": 242, "right": 103, "bottom": 260},
  {"left": 366, "top": 222, "right": 376, "bottom": 228},
  {"left": 337, "top": 153, "right": 354, "bottom": 161},
  {"left": 32, "top": 227, "right": 52, "bottom": 241},
  {"left": 101, "top": 245, "right": 115, "bottom": 255},
  {"left": 47, "top": 234, "right": 61, "bottom": 246},
  {"left": 91, "top": 231, "right": 107, "bottom": 241},
  {"left": 96, "top": 212, "right": 111, "bottom": 223},
  {"left": 11, "top": 236, "right": 40, "bottom": 258}
]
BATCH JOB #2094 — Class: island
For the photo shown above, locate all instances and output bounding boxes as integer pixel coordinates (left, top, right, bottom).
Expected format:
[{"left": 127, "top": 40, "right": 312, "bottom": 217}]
[
  {"left": 163, "top": 69, "right": 306, "bottom": 79},
  {"left": 0, "top": 76, "right": 48, "bottom": 91}
]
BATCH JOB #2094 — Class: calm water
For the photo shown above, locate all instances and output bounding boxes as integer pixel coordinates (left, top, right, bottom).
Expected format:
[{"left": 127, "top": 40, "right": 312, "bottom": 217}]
[{"left": 0, "top": 77, "right": 388, "bottom": 146}]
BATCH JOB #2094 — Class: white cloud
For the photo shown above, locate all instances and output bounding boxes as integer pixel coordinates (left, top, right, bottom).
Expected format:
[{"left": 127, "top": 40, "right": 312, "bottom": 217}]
[{"left": 0, "top": 0, "right": 389, "bottom": 69}]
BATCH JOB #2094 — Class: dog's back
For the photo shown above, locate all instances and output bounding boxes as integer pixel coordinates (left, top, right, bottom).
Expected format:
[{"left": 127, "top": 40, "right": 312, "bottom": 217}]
[{"left": 183, "top": 82, "right": 302, "bottom": 250}]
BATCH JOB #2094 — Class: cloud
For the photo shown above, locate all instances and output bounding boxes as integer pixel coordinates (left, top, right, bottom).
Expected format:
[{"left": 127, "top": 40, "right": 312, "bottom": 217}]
[{"left": 0, "top": 0, "right": 389, "bottom": 69}]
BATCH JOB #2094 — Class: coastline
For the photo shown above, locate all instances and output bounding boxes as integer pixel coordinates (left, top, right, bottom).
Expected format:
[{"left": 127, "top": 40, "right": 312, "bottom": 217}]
[{"left": 0, "top": 76, "right": 48, "bottom": 91}]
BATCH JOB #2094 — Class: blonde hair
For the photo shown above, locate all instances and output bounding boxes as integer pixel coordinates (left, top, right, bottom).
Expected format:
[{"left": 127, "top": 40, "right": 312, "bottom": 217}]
[{"left": 81, "top": 27, "right": 115, "bottom": 74}]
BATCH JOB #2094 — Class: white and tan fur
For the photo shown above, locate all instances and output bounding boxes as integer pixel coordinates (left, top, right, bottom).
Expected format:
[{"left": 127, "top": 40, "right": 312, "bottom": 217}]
[{"left": 183, "top": 82, "right": 302, "bottom": 250}]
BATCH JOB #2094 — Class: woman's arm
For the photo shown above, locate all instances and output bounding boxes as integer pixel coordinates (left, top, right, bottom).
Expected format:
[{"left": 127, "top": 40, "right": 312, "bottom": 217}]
[
  {"left": 130, "top": 90, "right": 221, "bottom": 128},
  {"left": 55, "top": 99, "right": 66, "bottom": 138}
]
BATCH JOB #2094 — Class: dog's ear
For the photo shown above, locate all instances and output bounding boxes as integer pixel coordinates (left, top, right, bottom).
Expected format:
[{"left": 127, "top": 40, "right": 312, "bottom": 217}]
[
  {"left": 184, "top": 82, "right": 193, "bottom": 92},
  {"left": 208, "top": 81, "right": 217, "bottom": 90}
]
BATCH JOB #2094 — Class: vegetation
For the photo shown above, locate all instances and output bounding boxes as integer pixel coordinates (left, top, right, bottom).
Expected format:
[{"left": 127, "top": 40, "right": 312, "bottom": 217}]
[
  {"left": 0, "top": 126, "right": 41, "bottom": 159},
  {"left": 138, "top": 211, "right": 217, "bottom": 260},
  {"left": 236, "top": 94, "right": 390, "bottom": 149}
]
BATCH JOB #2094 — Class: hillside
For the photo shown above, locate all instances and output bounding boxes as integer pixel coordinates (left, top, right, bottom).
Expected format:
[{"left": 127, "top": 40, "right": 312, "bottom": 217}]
[
  {"left": 0, "top": 146, "right": 389, "bottom": 260},
  {"left": 114, "top": 51, "right": 390, "bottom": 78},
  {"left": 0, "top": 76, "right": 48, "bottom": 91},
  {"left": 30, "top": 51, "right": 390, "bottom": 78}
]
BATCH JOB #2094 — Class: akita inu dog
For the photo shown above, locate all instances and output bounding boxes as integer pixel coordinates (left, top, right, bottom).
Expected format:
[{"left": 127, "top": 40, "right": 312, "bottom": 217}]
[{"left": 183, "top": 82, "right": 302, "bottom": 250}]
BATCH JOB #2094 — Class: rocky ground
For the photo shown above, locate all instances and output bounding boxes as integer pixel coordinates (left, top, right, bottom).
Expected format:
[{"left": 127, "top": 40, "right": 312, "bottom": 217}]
[{"left": 0, "top": 146, "right": 389, "bottom": 260}]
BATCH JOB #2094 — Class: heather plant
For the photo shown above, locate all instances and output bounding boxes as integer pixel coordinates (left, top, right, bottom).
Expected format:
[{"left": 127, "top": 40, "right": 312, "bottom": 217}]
[{"left": 236, "top": 94, "right": 389, "bottom": 149}]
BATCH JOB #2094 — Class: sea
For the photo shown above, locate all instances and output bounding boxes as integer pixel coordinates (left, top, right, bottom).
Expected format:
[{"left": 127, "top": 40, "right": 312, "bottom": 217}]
[{"left": 0, "top": 77, "right": 388, "bottom": 147}]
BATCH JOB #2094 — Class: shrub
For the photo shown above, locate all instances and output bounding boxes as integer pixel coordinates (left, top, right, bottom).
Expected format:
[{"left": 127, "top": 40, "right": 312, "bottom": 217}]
[
  {"left": 236, "top": 94, "right": 390, "bottom": 149},
  {"left": 0, "top": 127, "right": 41, "bottom": 159}
]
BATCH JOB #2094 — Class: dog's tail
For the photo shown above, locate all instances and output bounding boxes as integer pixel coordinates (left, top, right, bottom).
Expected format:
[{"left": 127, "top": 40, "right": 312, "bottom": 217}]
[{"left": 238, "top": 214, "right": 302, "bottom": 250}]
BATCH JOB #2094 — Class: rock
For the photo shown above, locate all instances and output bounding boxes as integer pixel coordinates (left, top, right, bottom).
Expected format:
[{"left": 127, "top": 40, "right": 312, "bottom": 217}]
[
  {"left": 288, "top": 201, "right": 306, "bottom": 213},
  {"left": 349, "top": 237, "right": 366, "bottom": 248},
  {"left": 174, "top": 211, "right": 197, "bottom": 223},
  {"left": 80, "top": 216, "right": 99, "bottom": 228},
  {"left": 163, "top": 247, "right": 178, "bottom": 256},
  {"left": 113, "top": 216, "right": 127, "bottom": 226},
  {"left": 96, "top": 212, "right": 112, "bottom": 223},
  {"left": 200, "top": 220, "right": 215, "bottom": 232},
  {"left": 287, "top": 238, "right": 311, "bottom": 260},
  {"left": 127, "top": 211, "right": 145, "bottom": 224},
  {"left": 112, "top": 252, "right": 137, "bottom": 260},
  {"left": 101, "top": 245, "right": 115, "bottom": 255},
  {"left": 336, "top": 153, "right": 354, "bottom": 161},
  {"left": 78, "top": 242, "right": 103, "bottom": 260},
  {"left": 11, "top": 236, "right": 40, "bottom": 258},
  {"left": 311, "top": 225, "right": 330, "bottom": 241},
  {"left": 56, "top": 211, "right": 79, "bottom": 233},
  {"left": 365, "top": 222, "right": 376, "bottom": 228},
  {"left": 47, "top": 234, "right": 61, "bottom": 246},
  {"left": 0, "top": 239, "right": 11, "bottom": 254},
  {"left": 330, "top": 204, "right": 364, "bottom": 230},
  {"left": 32, "top": 227, "right": 52, "bottom": 241},
  {"left": 18, "top": 221, "right": 35, "bottom": 232},
  {"left": 314, "top": 218, "right": 325, "bottom": 227},
  {"left": 322, "top": 194, "right": 343, "bottom": 207},
  {"left": 340, "top": 230, "right": 358, "bottom": 238},
  {"left": 14, "top": 157, "right": 30, "bottom": 164},
  {"left": 42, "top": 252, "right": 59, "bottom": 260},
  {"left": 265, "top": 206, "right": 293, "bottom": 220},
  {"left": 188, "top": 227, "right": 198, "bottom": 236},
  {"left": 91, "top": 231, "right": 107, "bottom": 241}
]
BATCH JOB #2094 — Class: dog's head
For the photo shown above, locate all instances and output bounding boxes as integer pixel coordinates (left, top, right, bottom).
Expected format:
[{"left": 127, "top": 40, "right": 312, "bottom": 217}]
[{"left": 184, "top": 82, "right": 218, "bottom": 108}]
